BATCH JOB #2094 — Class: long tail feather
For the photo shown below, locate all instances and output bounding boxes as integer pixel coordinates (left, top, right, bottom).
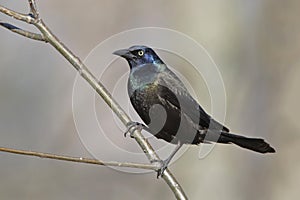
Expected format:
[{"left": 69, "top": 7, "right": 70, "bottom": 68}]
[{"left": 205, "top": 131, "right": 275, "bottom": 153}]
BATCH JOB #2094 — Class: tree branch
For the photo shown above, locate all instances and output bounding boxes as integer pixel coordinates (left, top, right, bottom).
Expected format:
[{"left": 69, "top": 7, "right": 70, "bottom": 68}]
[
  {"left": 0, "top": 1, "right": 187, "bottom": 199},
  {"left": 0, "top": 5, "right": 35, "bottom": 24},
  {"left": 28, "top": 0, "right": 39, "bottom": 18},
  {"left": 0, "top": 21, "right": 45, "bottom": 41},
  {"left": 0, "top": 146, "right": 158, "bottom": 170}
]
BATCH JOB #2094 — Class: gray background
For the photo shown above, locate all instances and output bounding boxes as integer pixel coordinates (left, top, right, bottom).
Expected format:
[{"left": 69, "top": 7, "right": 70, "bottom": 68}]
[{"left": 0, "top": 1, "right": 299, "bottom": 200}]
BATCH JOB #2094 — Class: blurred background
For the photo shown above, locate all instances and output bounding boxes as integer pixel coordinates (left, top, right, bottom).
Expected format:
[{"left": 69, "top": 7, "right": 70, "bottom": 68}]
[{"left": 0, "top": 0, "right": 299, "bottom": 199}]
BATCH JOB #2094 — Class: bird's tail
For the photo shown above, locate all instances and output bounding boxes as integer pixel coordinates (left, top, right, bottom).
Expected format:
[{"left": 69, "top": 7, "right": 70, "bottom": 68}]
[{"left": 206, "top": 131, "right": 275, "bottom": 153}]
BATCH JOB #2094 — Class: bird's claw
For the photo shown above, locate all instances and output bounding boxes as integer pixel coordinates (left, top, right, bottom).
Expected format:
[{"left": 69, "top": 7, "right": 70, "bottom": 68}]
[
  {"left": 151, "top": 159, "right": 168, "bottom": 178},
  {"left": 124, "top": 122, "right": 145, "bottom": 138}
]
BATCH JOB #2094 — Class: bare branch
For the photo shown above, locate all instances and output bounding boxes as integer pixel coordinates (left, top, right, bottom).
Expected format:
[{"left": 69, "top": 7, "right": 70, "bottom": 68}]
[
  {"left": 0, "top": 2, "right": 188, "bottom": 199},
  {"left": 0, "top": 21, "right": 45, "bottom": 41},
  {"left": 0, "top": 146, "right": 158, "bottom": 170},
  {"left": 28, "top": 0, "right": 39, "bottom": 18},
  {"left": 0, "top": 5, "right": 35, "bottom": 24}
]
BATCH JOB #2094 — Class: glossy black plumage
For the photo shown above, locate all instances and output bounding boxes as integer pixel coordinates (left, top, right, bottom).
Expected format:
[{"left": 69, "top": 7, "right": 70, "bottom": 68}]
[{"left": 113, "top": 45, "right": 275, "bottom": 176}]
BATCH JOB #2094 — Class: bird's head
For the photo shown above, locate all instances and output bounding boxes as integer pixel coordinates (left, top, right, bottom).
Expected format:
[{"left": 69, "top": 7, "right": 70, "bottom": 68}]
[{"left": 113, "top": 45, "right": 164, "bottom": 68}]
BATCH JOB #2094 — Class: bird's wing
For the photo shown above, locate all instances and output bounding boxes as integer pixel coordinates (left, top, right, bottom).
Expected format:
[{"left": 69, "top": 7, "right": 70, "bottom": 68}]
[{"left": 157, "top": 69, "right": 229, "bottom": 132}]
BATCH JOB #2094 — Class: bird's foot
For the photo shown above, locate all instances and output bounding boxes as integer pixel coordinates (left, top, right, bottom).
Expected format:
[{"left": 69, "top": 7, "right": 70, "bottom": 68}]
[
  {"left": 124, "top": 122, "right": 146, "bottom": 138},
  {"left": 151, "top": 159, "right": 169, "bottom": 178}
]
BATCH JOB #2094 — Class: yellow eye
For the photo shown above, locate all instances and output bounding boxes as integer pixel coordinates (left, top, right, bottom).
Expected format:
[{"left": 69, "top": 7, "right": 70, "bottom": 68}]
[{"left": 138, "top": 50, "right": 144, "bottom": 56}]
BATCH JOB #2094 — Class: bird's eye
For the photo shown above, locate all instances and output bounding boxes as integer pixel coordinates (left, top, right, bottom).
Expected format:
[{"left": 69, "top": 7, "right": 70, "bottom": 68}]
[{"left": 137, "top": 50, "right": 144, "bottom": 56}]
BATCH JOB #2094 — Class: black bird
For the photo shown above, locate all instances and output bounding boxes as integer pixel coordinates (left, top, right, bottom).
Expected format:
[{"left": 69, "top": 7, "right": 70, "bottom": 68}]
[{"left": 113, "top": 45, "right": 275, "bottom": 177}]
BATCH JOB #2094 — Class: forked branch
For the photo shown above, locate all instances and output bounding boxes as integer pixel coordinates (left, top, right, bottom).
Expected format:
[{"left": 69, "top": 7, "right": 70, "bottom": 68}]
[{"left": 0, "top": 1, "right": 187, "bottom": 199}]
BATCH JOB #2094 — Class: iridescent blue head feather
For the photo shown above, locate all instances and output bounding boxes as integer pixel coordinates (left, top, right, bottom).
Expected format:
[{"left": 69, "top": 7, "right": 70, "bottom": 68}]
[{"left": 113, "top": 45, "right": 164, "bottom": 69}]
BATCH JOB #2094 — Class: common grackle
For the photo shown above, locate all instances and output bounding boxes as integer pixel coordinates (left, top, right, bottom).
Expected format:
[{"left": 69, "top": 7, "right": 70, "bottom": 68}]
[{"left": 113, "top": 45, "right": 275, "bottom": 177}]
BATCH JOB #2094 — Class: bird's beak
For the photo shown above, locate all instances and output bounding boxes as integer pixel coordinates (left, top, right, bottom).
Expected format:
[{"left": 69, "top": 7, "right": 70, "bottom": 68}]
[{"left": 113, "top": 49, "right": 135, "bottom": 59}]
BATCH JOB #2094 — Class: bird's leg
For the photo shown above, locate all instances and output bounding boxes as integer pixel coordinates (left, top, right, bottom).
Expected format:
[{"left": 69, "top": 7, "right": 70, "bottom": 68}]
[
  {"left": 124, "top": 121, "right": 151, "bottom": 138},
  {"left": 153, "top": 140, "right": 183, "bottom": 178}
]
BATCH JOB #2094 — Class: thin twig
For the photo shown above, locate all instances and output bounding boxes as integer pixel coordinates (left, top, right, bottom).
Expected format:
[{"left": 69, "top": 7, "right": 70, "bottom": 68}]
[
  {"left": 0, "top": 5, "right": 35, "bottom": 24},
  {"left": 0, "top": 1, "right": 188, "bottom": 199},
  {"left": 0, "top": 21, "right": 45, "bottom": 41},
  {"left": 0, "top": 146, "right": 159, "bottom": 170},
  {"left": 28, "top": 0, "right": 39, "bottom": 18}
]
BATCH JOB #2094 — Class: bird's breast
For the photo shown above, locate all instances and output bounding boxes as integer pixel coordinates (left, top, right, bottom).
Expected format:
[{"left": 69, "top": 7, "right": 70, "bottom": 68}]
[
  {"left": 128, "top": 80, "right": 159, "bottom": 102},
  {"left": 127, "top": 68, "right": 160, "bottom": 96}
]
